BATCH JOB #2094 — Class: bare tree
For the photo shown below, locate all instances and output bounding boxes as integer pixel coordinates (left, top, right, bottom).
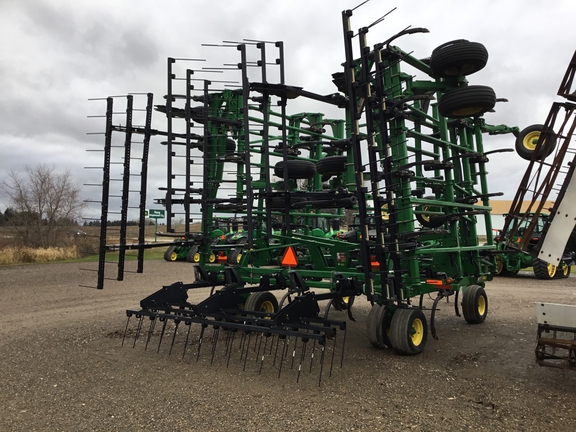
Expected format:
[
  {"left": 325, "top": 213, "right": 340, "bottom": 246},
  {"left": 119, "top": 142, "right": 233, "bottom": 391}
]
[{"left": 2, "top": 164, "right": 86, "bottom": 247}]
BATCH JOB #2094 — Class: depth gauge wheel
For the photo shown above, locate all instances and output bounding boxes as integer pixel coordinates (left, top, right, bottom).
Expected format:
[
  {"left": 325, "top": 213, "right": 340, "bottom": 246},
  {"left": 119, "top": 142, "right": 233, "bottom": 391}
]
[
  {"left": 462, "top": 285, "right": 488, "bottom": 324},
  {"left": 244, "top": 291, "right": 279, "bottom": 314},
  {"left": 438, "top": 85, "right": 496, "bottom": 119},
  {"left": 415, "top": 196, "right": 446, "bottom": 228},
  {"left": 227, "top": 249, "right": 242, "bottom": 265},
  {"left": 316, "top": 156, "right": 347, "bottom": 178},
  {"left": 515, "top": 124, "right": 557, "bottom": 161},
  {"left": 366, "top": 304, "right": 392, "bottom": 349},
  {"left": 389, "top": 309, "right": 427, "bottom": 355},
  {"left": 429, "top": 39, "right": 488, "bottom": 79}
]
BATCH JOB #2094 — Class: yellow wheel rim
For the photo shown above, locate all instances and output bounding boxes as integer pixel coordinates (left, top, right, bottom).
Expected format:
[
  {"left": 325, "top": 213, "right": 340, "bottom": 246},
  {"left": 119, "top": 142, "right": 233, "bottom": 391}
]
[
  {"left": 522, "top": 131, "right": 540, "bottom": 151},
  {"left": 477, "top": 295, "right": 486, "bottom": 316},
  {"left": 547, "top": 263, "right": 556, "bottom": 278},
  {"left": 411, "top": 318, "right": 424, "bottom": 346},
  {"left": 563, "top": 264, "right": 569, "bottom": 276},
  {"left": 452, "top": 106, "right": 483, "bottom": 117},
  {"left": 193, "top": 252, "right": 200, "bottom": 263},
  {"left": 260, "top": 301, "right": 275, "bottom": 314},
  {"left": 170, "top": 252, "right": 178, "bottom": 261},
  {"left": 236, "top": 253, "right": 242, "bottom": 264},
  {"left": 208, "top": 253, "right": 216, "bottom": 263}
]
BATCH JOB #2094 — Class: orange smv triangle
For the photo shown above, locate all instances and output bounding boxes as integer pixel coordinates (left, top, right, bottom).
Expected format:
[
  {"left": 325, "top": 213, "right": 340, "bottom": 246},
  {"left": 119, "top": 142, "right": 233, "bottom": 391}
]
[{"left": 281, "top": 246, "right": 298, "bottom": 267}]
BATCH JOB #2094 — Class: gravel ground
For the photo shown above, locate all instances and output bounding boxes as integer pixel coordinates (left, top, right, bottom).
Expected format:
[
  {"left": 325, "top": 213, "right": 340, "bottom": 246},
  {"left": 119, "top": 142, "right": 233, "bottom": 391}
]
[{"left": 1, "top": 261, "right": 575, "bottom": 431}]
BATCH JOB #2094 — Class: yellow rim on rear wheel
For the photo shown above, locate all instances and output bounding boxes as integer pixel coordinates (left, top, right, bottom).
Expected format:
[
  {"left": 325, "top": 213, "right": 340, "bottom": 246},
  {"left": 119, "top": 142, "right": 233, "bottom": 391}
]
[
  {"left": 260, "top": 301, "right": 275, "bottom": 313},
  {"left": 522, "top": 131, "right": 540, "bottom": 151},
  {"left": 477, "top": 295, "right": 486, "bottom": 316},
  {"left": 411, "top": 318, "right": 424, "bottom": 346},
  {"left": 170, "top": 252, "right": 178, "bottom": 261},
  {"left": 548, "top": 263, "right": 556, "bottom": 278}
]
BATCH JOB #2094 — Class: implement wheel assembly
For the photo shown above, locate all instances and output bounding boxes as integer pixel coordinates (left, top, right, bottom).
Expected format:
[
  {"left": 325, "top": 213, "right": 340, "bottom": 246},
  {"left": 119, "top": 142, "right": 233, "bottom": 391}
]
[
  {"left": 438, "top": 85, "right": 496, "bottom": 119},
  {"left": 273, "top": 160, "right": 317, "bottom": 179},
  {"left": 462, "top": 285, "right": 488, "bottom": 324},
  {"left": 515, "top": 124, "right": 557, "bottom": 161},
  {"left": 185, "top": 245, "right": 199, "bottom": 263},
  {"left": 244, "top": 291, "right": 279, "bottom": 314},
  {"left": 390, "top": 309, "right": 428, "bottom": 355},
  {"left": 430, "top": 39, "right": 488, "bottom": 78},
  {"left": 367, "top": 304, "right": 392, "bottom": 349}
]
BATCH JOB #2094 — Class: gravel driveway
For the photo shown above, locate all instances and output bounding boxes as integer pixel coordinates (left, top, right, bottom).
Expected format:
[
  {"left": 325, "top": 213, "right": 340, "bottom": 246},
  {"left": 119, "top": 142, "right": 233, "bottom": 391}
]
[{"left": 1, "top": 261, "right": 575, "bottom": 431}]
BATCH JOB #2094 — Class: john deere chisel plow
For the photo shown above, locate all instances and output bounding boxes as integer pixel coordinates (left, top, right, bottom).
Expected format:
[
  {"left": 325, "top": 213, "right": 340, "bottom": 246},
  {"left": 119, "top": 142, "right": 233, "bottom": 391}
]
[{"left": 89, "top": 3, "right": 521, "bottom": 383}]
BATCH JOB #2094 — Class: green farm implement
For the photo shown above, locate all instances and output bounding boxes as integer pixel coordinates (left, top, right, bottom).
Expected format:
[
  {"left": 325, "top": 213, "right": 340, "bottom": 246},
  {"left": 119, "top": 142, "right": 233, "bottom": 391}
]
[{"left": 87, "top": 4, "right": 576, "bottom": 381}]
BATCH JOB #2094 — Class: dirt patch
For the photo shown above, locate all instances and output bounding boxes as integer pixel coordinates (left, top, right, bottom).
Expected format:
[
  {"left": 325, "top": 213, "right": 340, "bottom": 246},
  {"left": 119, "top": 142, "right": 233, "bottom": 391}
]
[{"left": 1, "top": 262, "right": 575, "bottom": 431}]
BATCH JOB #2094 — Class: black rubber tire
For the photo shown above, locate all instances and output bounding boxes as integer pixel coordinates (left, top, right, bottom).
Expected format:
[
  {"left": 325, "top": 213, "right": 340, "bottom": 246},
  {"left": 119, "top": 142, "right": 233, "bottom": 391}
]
[
  {"left": 316, "top": 156, "right": 347, "bottom": 177},
  {"left": 225, "top": 138, "right": 236, "bottom": 154},
  {"left": 227, "top": 249, "right": 242, "bottom": 265},
  {"left": 163, "top": 245, "right": 178, "bottom": 262},
  {"left": 273, "top": 160, "right": 316, "bottom": 179},
  {"left": 533, "top": 257, "right": 556, "bottom": 280},
  {"left": 430, "top": 40, "right": 488, "bottom": 79},
  {"left": 462, "top": 285, "right": 488, "bottom": 324},
  {"left": 185, "top": 245, "right": 199, "bottom": 263},
  {"left": 366, "top": 304, "right": 392, "bottom": 349},
  {"left": 559, "top": 264, "right": 571, "bottom": 279},
  {"left": 495, "top": 254, "right": 519, "bottom": 277},
  {"left": 244, "top": 291, "right": 279, "bottom": 314},
  {"left": 515, "top": 124, "right": 557, "bottom": 161},
  {"left": 415, "top": 196, "right": 446, "bottom": 228},
  {"left": 438, "top": 85, "right": 496, "bottom": 119},
  {"left": 390, "top": 309, "right": 428, "bottom": 355}
]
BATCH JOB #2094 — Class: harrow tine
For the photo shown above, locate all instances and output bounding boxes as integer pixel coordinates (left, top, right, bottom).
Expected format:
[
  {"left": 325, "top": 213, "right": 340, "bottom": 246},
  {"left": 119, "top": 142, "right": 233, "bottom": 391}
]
[
  {"left": 168, "top": 320, "right": 180, "bottom": 356},
  {"left": 340, "top": 326, "right": 347, "bottom": 368},
  {"left": 156, "top": 318, "right": 168, "bottom": 354},
  {"left": 309, "top": 340, "right": 317, "bottom": 373},
  {"left": 133, "top": 315, "right": 144, "bottom": 348},
  {"left": 144, "top": 317, "right": 156, "bottom": 351},
  {"left": 297, "top": 339, "right": 308, "bottom": 383},
  {"left": 329, "top": 332, "right": 337, "bottom": 378},
  {"left": 258, "top": 335, "right": 269, "bottom": 375},
  {"left": 318, "top": 344, "right": 326, "bottom": 387},
  {"left": 278, "top": 336, "right": 288, "bottom": 379},
  {"left": 242, "top": 332, "right": 252, "bottom": 371},
  {"left": 210, "top": 326, "right": 220, "bottom": 365},
  {"left": 121, "top": 314, "right": 131, "bottom": 347},
  {"left": 238, "top": 331, "right": 247, "bottom": 360},
  {"left": 272, "top": 334, "right": 281, "bottom": 366},
  {"left": 196, "top": 324, "right": 207, "bottom": 362},
  {"left": 255, "top": 332, "right": 264, "bottom": 362},
  {"left": 226, "top": 330, "right": 236, "bottom": 368},
  {"left": 290, "top": 337, "right": 299, "bottom": 369},
  {"left": 182, "top": 321, "right": 192, "bottom": 359}
]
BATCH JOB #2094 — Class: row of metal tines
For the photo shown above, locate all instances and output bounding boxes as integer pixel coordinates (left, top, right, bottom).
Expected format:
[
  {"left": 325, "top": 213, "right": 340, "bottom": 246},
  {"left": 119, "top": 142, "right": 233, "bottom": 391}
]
[{"left": 121, "top": 306, "right": 347, "bottom": 386}]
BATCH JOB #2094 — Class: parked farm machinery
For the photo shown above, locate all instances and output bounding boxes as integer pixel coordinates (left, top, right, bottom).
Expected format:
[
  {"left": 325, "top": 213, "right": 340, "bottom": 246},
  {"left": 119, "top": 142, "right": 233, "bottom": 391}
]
[{"left": 88, "top": 5, "right": 540, "bottom": 381}]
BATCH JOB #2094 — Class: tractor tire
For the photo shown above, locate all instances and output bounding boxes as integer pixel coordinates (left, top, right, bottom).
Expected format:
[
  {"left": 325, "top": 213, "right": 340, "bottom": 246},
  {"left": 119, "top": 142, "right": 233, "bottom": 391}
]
[
  {"left": 462, "top": 285, "right": 488, "bottom": 324},
  {"left": 415, "top": 196, "right": 446, "bottom": 228},
  {"left": 316, "top": 156, "right": 347, "bottom": 177},
  {"left": 390, "top": 308, "right": 428, "bottom": 355},
  {"left": 515, "top": 124, "right": 557, "bottom": 161},
  {"left": 495, "top": 254, "right": 519, "bottom": 277},
  {"left": 244, "top": 291, "right": 279, "bottom": 314},
  {"left": 185, "top": 245, "right": 199, "bottom": 263},
  {"left": 533, "top": 257, "right": 557, "bottom": 279},
  {"left": 273, "top": 160, "right": 316, "bottom": 179},
  {"left": 366, "top": 304, "right": 392, "bottom": 349},
  {"left": 163, "top": 245, "right": 178, "bottom": 262},
  {"left": 438, "top": 85, "right": 496, "bottom": 119},
  {"left": 227, "top": 249, "right": 242, "bottom": 265},
  {"left": 430, "top": 40, "right": 488, "bottom": 79}
]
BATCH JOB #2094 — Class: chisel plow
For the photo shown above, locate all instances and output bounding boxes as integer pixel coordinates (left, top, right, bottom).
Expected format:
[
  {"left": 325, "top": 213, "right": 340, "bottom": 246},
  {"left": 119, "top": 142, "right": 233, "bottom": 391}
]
[{"left": 88, "top": 3, "right": 520, "bottom": 383}]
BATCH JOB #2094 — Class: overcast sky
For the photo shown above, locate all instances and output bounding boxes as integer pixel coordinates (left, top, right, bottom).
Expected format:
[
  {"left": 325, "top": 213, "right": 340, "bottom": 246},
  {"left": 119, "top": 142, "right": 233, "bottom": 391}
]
[{"left": 2, "top": 0, "right": 576, "bottom": 222}]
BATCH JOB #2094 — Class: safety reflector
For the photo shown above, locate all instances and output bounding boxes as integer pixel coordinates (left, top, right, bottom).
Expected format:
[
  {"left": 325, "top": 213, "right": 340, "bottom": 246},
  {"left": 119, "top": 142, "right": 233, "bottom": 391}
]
[{"left": 281, "top": 246, "right": 298, "bottom": 267}]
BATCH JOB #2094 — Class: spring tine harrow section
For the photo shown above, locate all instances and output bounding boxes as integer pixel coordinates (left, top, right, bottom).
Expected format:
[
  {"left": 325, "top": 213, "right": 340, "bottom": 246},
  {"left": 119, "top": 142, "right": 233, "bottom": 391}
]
[{"left": 122, "top": 292, "right": 346, "bottom": 385}]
